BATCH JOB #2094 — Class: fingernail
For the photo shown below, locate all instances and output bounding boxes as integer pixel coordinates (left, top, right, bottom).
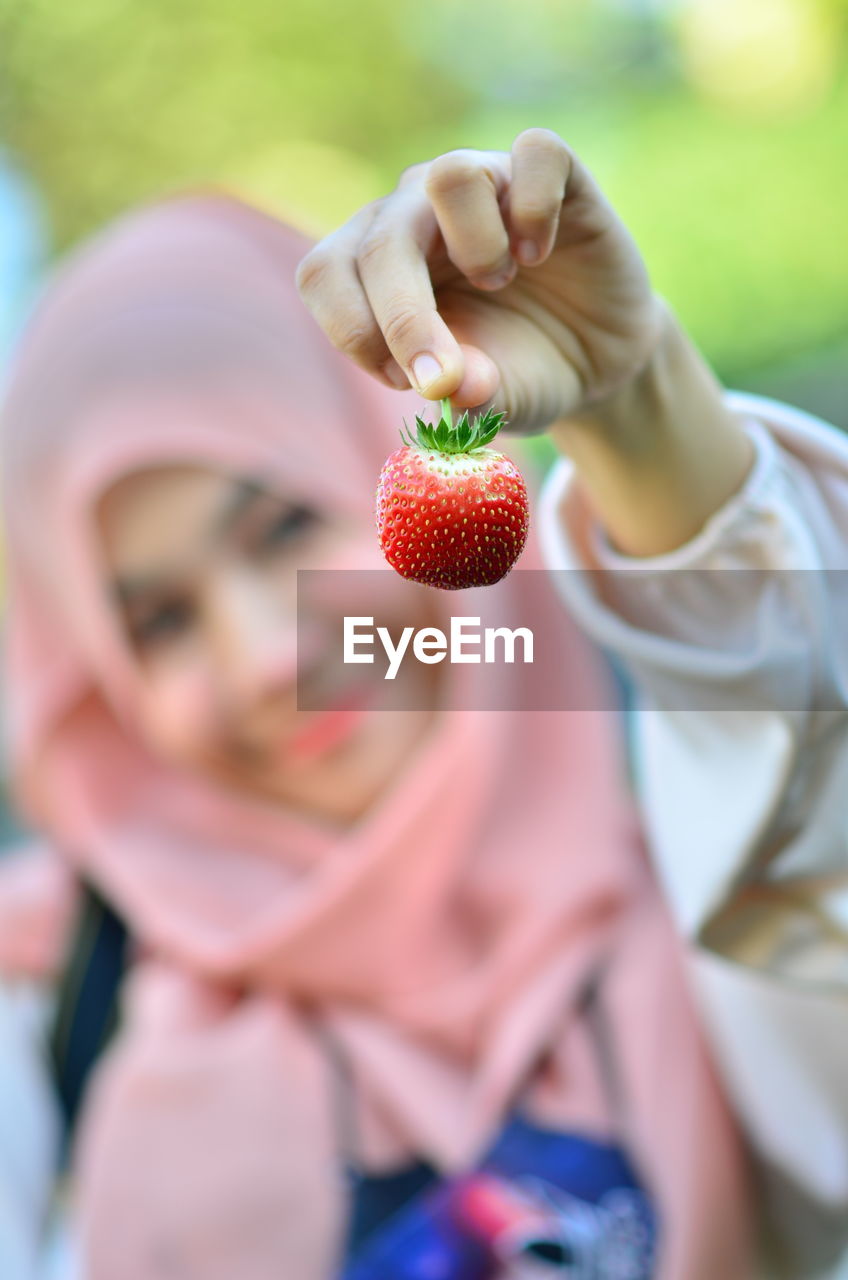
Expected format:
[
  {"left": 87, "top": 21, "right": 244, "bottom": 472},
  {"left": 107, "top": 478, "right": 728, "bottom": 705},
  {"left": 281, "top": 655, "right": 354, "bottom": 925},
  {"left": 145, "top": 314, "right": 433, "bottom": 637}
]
[
  {"left": 381, "top": 358, "right": 409, "bottom": 389},
  {"left": 411, "top": 353, "right": 443, "bottom": 390},
  {"left": 474, "top": 261, "right": 517, "bottom": 290},
  {"left": 517, "top": 240, "right": 539, "bottom": 265}
]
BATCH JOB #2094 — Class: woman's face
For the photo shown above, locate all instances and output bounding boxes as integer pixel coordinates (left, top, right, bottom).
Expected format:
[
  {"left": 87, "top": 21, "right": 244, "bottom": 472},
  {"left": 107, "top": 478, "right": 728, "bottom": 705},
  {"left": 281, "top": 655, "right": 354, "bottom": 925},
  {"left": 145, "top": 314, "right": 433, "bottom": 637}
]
[{"left": 95, "top": 465, "right": 441, "bottom": 825}]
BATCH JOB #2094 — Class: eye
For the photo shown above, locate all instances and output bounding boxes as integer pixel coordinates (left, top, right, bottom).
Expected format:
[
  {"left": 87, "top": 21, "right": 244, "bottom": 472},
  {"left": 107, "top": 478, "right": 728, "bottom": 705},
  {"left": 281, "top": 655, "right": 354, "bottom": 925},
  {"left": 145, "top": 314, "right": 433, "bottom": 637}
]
[
  {"left": 126, "top": 598, "right": 195, "bottom": 650},
  {"left": 252, "top": 503, "right": 319, "bottom": 555}
]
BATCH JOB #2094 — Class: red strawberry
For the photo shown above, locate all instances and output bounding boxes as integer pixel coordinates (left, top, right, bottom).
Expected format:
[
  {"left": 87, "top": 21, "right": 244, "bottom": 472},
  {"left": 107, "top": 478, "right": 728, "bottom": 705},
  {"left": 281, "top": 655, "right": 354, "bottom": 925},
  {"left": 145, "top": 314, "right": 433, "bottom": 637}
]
[{"left": 375, "top": 401, "right": 529, "bottom": 590}]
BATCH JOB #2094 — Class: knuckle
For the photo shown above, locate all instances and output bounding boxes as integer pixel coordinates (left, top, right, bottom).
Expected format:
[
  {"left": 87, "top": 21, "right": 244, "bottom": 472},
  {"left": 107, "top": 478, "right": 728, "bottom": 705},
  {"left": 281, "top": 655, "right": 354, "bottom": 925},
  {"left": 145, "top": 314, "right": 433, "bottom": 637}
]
[
  {"left": 332, "top": 318, "right": 379, "bottom": 360},
  {"left": 381, "top": 305, "right": 422, "bottom": 352},
  {"left": 294, "top": 249, "right": 330, "bottom": 297},
  {"left": 356, "top": 226, "right": 392, "bottom": 270},
  {"left": 425, "top": 151, "right": 480, "bottom": 198},
  {"left": 517, "top": 126, "right": 567, "bottom": 153},
  {"left": 355, "top": 195, "right": 388, "bottom": 230},
  {"left": 397, "top": 161, "right": 428, "bottom": 189}
]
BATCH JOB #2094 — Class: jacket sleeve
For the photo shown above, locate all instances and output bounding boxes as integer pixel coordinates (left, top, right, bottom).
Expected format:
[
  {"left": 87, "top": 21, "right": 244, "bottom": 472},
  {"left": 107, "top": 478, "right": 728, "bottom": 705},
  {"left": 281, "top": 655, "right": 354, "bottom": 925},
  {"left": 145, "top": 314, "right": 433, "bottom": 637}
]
[{"left": 537, "top": 392, "right": 848, "bottom": 1277}]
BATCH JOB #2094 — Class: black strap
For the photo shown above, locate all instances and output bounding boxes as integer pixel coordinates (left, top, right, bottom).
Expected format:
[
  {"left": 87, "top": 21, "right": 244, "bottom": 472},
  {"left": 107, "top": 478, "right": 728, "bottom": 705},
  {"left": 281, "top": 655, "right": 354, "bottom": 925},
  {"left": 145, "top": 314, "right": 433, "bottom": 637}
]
[{"left": 48, "top": 880, "right": 129, "bottom": 1155}]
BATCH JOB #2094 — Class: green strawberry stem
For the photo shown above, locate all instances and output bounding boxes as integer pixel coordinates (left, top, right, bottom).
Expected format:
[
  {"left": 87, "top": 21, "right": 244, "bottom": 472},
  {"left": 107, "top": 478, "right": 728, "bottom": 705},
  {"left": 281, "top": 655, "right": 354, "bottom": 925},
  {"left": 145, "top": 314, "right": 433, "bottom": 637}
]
[
  {"left": 440, "top": 397, "right": 453, "bottom": 429},
  {"left": 399, "top": 399, "right": 507, "bottom": 455}
]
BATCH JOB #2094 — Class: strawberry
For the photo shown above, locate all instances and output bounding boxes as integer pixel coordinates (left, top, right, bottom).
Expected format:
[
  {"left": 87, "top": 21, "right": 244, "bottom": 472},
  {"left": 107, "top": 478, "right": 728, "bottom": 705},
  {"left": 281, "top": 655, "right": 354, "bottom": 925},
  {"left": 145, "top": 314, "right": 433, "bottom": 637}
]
[{"left": 375, "top": 400, "right": 529, "bottom": 590}]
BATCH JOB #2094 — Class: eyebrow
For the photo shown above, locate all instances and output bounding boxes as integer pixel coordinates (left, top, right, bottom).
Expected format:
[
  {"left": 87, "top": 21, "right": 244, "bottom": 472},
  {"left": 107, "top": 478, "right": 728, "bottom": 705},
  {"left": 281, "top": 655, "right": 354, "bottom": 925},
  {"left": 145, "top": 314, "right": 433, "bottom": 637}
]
[{"left": 110, "top": 475, "right": 272, "bottom": 606}]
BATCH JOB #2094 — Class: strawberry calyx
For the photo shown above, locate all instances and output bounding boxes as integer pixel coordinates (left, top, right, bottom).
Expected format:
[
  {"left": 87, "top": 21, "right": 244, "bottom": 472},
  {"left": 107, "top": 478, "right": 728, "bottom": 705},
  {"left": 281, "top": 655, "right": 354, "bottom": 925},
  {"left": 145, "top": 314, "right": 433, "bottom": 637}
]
[{"left": 399, "top": 398, "right": 507, "bottom": 455}]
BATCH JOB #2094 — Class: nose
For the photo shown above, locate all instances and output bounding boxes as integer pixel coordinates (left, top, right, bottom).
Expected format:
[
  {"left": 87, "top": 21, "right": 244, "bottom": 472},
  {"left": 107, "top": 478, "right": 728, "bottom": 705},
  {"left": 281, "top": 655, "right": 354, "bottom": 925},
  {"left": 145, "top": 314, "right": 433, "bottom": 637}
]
[{"left": 209, "top": 567, "right": 299, "bottom": 720}]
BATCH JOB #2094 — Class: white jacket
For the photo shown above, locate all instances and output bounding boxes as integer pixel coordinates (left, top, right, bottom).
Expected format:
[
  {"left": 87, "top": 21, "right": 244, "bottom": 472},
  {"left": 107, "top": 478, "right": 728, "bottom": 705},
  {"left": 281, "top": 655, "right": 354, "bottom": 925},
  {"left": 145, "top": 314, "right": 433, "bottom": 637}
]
[{"left": 538, "top": 392, "right": 848, "bottom": 1279}]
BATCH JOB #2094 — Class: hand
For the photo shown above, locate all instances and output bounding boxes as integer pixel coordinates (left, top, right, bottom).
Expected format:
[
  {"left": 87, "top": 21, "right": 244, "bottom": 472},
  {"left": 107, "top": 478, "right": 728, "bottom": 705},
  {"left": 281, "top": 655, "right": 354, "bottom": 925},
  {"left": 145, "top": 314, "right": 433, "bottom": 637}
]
[{"left": 295, "top": 128, "right": 664, "bottom": 435}]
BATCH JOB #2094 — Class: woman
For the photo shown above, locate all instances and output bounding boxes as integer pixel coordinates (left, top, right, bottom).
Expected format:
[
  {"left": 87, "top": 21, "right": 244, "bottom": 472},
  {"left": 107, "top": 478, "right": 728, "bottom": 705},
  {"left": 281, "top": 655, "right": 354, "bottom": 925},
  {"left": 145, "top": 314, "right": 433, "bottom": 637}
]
[{"left": 0, "top": 187, "right": 752, "bottom": 1277}]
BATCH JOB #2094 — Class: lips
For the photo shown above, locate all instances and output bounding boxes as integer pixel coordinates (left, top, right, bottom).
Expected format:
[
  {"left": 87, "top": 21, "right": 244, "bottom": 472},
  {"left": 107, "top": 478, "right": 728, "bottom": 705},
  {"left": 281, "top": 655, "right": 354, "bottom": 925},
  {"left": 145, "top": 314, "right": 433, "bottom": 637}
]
[{"left": 282, "top": 682, "right": 373, "bottom": 762}]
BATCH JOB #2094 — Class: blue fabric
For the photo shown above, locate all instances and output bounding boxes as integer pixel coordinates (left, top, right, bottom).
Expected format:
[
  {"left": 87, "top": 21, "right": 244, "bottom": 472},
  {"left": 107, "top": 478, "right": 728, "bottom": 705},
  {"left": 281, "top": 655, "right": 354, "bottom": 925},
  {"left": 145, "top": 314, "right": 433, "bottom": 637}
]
[
  {"left": 344, "top": 1160, "right": 438, "bottom": 1255},
  {"left": 342, "top": 1112, "right": 658, "bottom": 1278}
]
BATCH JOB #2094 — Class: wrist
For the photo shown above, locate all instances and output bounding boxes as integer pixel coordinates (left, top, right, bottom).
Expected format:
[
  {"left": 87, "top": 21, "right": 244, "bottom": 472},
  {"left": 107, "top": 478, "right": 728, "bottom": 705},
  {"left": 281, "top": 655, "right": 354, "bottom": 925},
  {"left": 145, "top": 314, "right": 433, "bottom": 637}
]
[
  {"left": 550, "top": 299, "right": 702, "bottom": 452},
  {"left": 545, "top": 301, "right": 756, "bottom": 556}
]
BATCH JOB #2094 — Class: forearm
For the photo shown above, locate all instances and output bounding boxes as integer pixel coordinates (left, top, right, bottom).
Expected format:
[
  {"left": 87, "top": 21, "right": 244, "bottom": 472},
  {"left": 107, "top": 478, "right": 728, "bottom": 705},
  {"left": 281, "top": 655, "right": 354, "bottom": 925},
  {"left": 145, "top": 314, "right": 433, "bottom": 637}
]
[{"left": 547, "top": 302, "right": 755, "bottom": 557}]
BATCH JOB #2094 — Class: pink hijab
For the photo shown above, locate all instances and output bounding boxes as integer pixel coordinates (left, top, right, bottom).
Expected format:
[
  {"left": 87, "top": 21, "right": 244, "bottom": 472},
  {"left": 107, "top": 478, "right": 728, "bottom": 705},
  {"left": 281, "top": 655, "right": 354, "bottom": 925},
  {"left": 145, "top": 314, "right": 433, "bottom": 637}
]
[{"left": 0, "top": 193, "right": 753, "bottom": 1278}]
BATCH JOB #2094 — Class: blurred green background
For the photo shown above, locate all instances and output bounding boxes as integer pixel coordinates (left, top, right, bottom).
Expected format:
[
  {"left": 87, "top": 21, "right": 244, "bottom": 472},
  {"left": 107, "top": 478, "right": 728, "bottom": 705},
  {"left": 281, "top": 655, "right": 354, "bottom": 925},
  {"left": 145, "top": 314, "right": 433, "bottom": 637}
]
[{"left": 1, "top": 0, "right": 847, "bottom": 419}]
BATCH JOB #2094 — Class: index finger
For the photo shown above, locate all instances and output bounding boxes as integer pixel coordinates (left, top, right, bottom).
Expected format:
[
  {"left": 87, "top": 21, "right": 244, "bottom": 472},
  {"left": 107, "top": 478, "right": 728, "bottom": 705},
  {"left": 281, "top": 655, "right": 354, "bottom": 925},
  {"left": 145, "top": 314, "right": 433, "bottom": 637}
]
[{"left": 354, "top": 184, "right": 468, "bottom": 398}]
